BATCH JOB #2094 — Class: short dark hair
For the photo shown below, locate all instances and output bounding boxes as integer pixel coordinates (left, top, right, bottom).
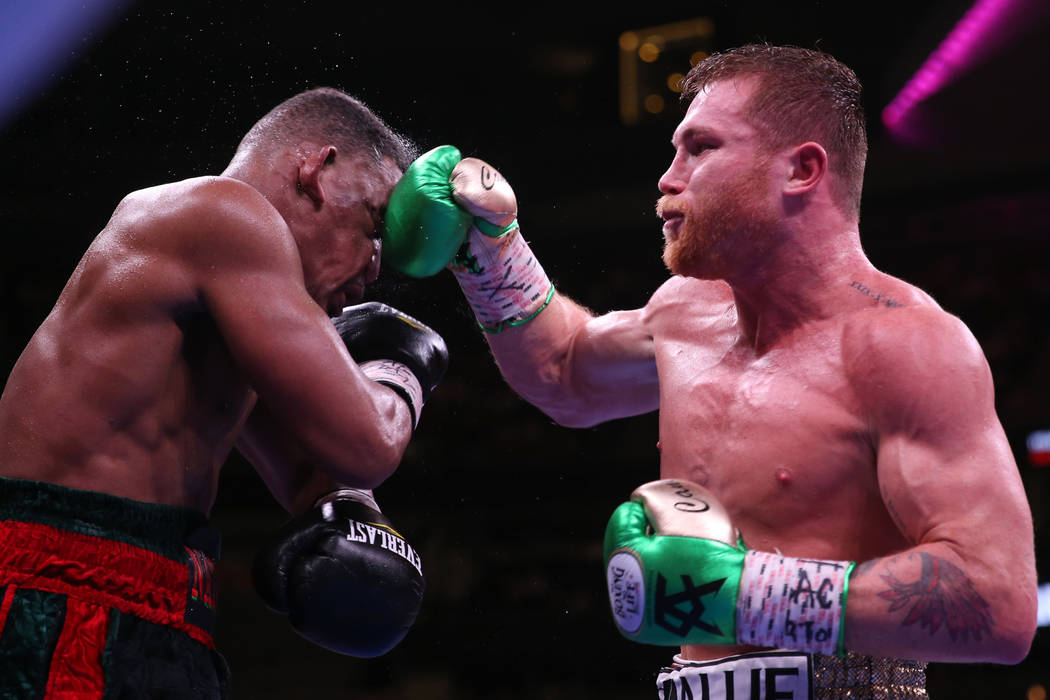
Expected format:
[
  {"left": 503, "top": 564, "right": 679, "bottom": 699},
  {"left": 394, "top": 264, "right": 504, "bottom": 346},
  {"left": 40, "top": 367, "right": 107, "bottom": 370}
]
[
  {"left": 680, "top": 44, "right": 867, "bottom": 218},
  {"left": 237, "top": 87, "right": 418, "bottom": 171}
]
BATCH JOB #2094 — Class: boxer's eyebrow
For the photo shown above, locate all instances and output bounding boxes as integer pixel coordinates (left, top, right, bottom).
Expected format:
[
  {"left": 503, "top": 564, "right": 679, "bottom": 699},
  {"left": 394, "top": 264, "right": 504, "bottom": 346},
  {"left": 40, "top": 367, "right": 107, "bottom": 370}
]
[{"left": 672, "top": 126, "right": 718, "bottom": 151}]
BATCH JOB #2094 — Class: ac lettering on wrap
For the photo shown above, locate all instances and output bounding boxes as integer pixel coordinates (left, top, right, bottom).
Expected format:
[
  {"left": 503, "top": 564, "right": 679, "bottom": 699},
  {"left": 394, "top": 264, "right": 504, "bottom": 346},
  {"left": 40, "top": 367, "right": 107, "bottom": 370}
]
[{"left": 787, "top": 569, "right": 836, "bottom": 610}]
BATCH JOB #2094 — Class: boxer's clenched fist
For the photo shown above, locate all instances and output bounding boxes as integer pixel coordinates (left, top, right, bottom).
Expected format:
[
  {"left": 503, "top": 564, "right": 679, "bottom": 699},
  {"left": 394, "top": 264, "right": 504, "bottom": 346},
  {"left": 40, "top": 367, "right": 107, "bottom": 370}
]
[
  {"left": 253, "top": 488, "right": 425, "bottom": 657},
  {"left": 333, "top": 302, "right": 448, "bottom": 428},
  {"left": 449, "top": 155, "right": 518, "bottom": 233},
  {"left": 604, "top": 479, "right": 744, "bottom": 647},
  {"left": 382, "top": 145, "right": 471, "bottom": 278},
  {"left": 381, "top": 145, "right": 553, "bottom": 333},
  {"left": 604, "top": 479, "right": 855, "bottom": 656}
]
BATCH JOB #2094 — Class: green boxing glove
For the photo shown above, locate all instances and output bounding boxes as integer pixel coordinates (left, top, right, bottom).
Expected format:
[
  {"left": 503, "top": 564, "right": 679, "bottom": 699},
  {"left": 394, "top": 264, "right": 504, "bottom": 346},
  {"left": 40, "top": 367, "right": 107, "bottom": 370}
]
[
  {"left": 382, "top": 145, "right": 473, "bottom": 278},
  {"left": 383, "top": 145, "right": 554, "bottom": 333},
  {"left": 604, "top": 479, "right": 854, "bottom": 656}
]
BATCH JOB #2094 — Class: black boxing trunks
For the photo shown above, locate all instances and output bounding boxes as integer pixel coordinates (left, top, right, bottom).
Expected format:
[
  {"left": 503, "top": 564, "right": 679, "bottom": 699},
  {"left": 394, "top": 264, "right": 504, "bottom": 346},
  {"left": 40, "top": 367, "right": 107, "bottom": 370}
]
[
  {"left": 656, "top": 650, "right": 927, "bottom": 700},
  {"left": 0, "top": 477, "right": 229, "bottom": 699}
]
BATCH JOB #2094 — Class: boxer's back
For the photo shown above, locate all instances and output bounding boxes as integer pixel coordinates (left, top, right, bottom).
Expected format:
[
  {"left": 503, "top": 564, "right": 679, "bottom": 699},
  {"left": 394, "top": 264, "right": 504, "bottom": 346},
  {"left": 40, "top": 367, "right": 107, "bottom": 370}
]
[{"left": 0, "top": 177, "right": 260, "bottom": 512}]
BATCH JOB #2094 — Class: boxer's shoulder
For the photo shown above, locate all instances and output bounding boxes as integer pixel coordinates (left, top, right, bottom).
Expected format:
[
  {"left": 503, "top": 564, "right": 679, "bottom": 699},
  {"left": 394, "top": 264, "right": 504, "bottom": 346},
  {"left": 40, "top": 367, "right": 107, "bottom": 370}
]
[
  {"left": 840, "top": 303, "right": 989, "bottom": 420},
  {"left": 108, "top": 176, "right": 297, "bottom": 272},
  {"left": 645, "top": 276, "right": 735, "bottom": 322},
  {"left": 119, "top": 176, "right": 284, "bottom": 235},
  {"left": 841, "top": 304, "right": 979, "bottom": 363}
]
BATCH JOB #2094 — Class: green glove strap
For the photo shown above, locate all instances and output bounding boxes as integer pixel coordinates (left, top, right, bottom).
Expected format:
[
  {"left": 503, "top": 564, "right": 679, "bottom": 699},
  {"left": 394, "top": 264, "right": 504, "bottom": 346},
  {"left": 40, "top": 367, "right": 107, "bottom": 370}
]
[
  {"left": 604, "top": 501, "right": 745, "bottom": 647},
  {"left": 837, "top": 561, "right": 856, "bottom": 658},
  {"left": 473, "top": 217, "right": 519, "bottom": 239}
]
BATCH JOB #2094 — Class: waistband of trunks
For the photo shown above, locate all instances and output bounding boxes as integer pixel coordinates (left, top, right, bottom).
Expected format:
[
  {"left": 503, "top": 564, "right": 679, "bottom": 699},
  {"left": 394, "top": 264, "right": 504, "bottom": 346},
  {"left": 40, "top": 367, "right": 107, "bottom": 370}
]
[
  {"left": 664, "top": 650, "right": 927, "bottom": 700},
  {"left": 0, "top": 476, "right": 218, "bottom": 560},
  {"left": 812, "top": 651, "right": 927, "bottom": 700},
  {"left": 0, "top": 477, "right": 219, "bottom": 647}
]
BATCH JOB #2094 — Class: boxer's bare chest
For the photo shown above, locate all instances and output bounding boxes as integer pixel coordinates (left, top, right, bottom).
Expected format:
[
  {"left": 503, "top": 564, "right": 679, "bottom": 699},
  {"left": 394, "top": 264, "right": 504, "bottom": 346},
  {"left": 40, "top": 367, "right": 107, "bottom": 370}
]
[{"left": 653, "top": 316, "right": 891, "bottom": 558}]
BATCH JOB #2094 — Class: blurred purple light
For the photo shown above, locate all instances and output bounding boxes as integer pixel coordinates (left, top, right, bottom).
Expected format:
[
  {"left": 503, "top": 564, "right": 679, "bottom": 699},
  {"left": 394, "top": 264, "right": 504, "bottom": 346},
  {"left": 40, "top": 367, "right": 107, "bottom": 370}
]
[
  {"left": 882, "top": 0, "right": 1026, "bottom": 131},
  {"left": 0, "top": 0, "right": 130, "bottom": 131}
]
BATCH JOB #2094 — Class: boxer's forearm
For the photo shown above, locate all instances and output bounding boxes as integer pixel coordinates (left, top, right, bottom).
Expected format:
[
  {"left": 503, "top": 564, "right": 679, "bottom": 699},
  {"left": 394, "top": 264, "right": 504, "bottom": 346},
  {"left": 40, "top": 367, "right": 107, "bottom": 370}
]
[
  {"left": 486, "top": 294, "right": 659, "bottom": 427},
  {"left": 238, "top": 397, "right": 408, "bottom": 511},
  {"left": 844, "top": 542, "right": 1036, "bottom": 664},
  {"left": 484, "top": 293, "right": 594, "bottom": 421}
]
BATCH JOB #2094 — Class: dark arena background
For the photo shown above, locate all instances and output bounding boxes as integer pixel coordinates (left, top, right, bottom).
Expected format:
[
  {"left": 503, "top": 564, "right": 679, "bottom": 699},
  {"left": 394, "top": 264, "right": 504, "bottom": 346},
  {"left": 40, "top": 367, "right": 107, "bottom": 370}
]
[{"left": 2, "top": 1, "right": 1049, "bottom": 698}]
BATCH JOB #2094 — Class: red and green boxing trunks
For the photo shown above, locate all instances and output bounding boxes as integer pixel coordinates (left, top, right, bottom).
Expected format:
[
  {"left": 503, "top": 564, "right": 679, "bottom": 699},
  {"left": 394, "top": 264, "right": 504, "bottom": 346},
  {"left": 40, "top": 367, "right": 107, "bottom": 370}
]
[{"left": 0, "top": 477, "right": 228, "bottom": 699}]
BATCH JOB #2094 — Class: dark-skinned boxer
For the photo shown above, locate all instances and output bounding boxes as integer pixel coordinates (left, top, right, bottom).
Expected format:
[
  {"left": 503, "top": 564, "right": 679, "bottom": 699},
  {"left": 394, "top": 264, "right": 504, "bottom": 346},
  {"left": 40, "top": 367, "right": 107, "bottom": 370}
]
[{"left": 0, "top": 87, "right": 445, "bottom": 697}]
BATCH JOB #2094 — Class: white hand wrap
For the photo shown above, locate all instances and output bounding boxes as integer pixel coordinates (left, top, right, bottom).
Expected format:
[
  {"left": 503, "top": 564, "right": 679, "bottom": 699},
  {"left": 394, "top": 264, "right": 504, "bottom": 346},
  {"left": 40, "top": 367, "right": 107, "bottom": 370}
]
[
  {"left": 736, "top": 551, "right": 854, "bottom": 656},
  {"left": 448, "top": 156, "right": 554, "bottom": 333},
  {"left": 451, "top": 227, "right": 554, "bottom": 332},
  {"left": 314, "top": 487, "right": 380, "bottom": 513},
  {"left": 359, "top": 359, "right": 424, "bottom": 428}
]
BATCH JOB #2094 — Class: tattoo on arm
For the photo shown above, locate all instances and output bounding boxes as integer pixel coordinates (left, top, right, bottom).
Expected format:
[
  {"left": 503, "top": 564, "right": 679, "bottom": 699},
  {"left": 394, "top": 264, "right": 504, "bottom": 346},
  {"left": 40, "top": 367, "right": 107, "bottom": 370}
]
[
  {"left": 852, "top": 559, "right": 878, "bottom": 579},
  {"left": 878, "top": 552, "right": 993, "bottom": 642}
]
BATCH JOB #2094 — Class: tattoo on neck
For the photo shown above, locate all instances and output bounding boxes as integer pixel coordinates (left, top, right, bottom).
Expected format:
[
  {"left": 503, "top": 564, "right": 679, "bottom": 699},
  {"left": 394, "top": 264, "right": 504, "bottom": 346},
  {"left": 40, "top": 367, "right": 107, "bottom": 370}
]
[
  {"left": 878, "top": 552, "right": 993, "bottom": 643},
  {"left": 849, "top": 281, "right": 903, "bottom": 308}
]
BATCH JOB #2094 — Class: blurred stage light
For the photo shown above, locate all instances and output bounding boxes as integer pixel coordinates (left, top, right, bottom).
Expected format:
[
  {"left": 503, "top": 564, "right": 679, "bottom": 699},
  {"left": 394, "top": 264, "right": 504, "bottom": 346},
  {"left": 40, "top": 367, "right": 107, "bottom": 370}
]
[
  {"left": 619, "top": 18, "right": 715, "bottom": 126},
  {"left": 882, "top": 0, "right": 1048, "bottom": 134},
  {"left": 1026, "top": 430, "right": 1050, "bottom": 467},
  {"left": 0, "top": 0, "right": 130, "bottom": 131},
  {"left": 1039, "top": 583, "right": 1050, "bottom": 627}
]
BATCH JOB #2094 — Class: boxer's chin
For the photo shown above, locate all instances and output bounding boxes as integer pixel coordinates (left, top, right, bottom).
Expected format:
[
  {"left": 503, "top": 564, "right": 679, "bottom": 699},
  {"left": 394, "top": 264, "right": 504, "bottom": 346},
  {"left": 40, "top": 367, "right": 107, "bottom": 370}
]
[{"left": 663, "top": 235, "right": 711, "bottom": 278}]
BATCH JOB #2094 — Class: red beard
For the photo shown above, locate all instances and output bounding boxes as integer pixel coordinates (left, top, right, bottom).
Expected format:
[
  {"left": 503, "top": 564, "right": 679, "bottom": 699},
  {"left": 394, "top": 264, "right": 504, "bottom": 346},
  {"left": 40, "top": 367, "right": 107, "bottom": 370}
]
[{"left": 658, "top": 160, "right": 779, "bottom": 280}]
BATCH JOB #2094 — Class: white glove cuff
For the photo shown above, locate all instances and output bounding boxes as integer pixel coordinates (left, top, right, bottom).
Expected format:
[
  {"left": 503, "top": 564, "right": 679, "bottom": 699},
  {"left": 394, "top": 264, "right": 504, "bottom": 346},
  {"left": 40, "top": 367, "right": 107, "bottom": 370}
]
[
  {"left": 736, "top": 550, "right": 854, "bottom": 656},
  {"left": 359, "top": 360, "right": 423, "bottom": 428},
  {"left": 451, "top": 226, "right": 554, "bottom": 333},
  {"left": 314, "top": 488, "right": 379, "bottom": 513}
]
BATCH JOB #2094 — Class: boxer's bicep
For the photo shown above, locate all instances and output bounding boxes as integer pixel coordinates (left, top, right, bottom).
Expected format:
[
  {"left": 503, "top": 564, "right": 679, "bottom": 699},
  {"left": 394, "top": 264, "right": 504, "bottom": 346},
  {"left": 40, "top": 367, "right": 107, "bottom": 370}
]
[
  {"left": 569, "top": 306, "right": 660, "bottom": 413},
  {"left": 846, "top": 310, "right": 1036, "bottom": 660},
  {"left": 866, "top": 311, "right": 1030, "bottom": 555},
  {"left": 486, "top": 293, "right": 658, "bottom": 427},
  {"left": 855, "top": 405, "right": 1036, "bottom": 661}
]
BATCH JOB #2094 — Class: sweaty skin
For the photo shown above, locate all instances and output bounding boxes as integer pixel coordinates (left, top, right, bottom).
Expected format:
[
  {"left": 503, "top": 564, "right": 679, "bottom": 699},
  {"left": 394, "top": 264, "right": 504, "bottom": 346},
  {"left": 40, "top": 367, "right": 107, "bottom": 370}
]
[
  {"left": 0, "top": 149, "right": 412, "bottom": 515},
  {"left": 475, "top": 78, "right": 1036, "bottom": 664}
]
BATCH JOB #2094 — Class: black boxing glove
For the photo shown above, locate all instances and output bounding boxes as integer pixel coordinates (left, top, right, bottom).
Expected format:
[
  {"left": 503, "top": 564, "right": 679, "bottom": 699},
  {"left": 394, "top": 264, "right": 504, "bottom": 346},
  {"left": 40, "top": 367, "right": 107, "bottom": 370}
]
[
  {"left": 333, "top": 302, "right": 449, "bottom": 428},
  {"left": 252, "top": 489, "right": 425, "bottom": 657}
]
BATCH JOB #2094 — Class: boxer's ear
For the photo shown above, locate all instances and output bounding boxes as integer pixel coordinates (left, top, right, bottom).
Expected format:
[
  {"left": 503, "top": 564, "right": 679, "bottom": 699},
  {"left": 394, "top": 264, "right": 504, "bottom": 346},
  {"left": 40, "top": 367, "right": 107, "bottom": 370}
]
[
  {"left": 783, "top": 141, "right": 827, "bottom": 197},
  {"left": 297, "top": 145, "right": 337, "bottom": 205}
]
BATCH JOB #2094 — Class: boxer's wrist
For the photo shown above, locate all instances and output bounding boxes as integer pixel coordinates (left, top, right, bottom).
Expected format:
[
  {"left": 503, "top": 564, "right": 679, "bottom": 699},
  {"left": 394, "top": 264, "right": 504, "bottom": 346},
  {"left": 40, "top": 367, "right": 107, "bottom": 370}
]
[
  {"left": 736, "top": 551, "right": 854, "bottom": 657},
  {"left": 450, "top": 226, "right": 555, "bottom": 333},
  {"left": 313, "top": 487, "right": 379, "bottom": 513},
  {"left": 359, "top": 359, "right": 423, "bottom": 428}
]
